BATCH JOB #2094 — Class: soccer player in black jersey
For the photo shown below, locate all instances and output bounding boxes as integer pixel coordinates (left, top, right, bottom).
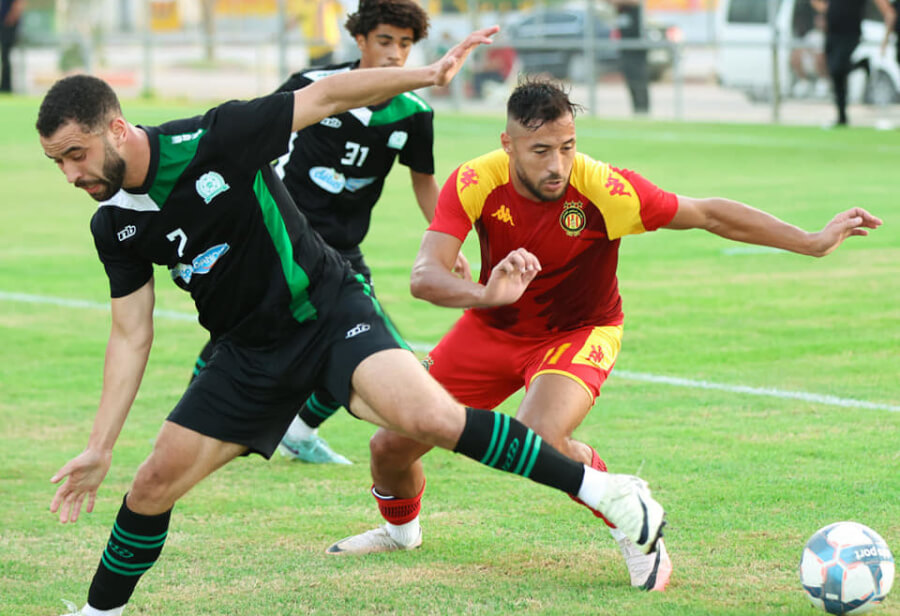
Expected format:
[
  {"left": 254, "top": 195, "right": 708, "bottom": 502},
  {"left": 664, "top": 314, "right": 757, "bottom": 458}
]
[
  {"left": 190, "top": 0, "right": 471, "bottom": 464},
  {"left": 37, "top": 28, "right": 667, "bottom": 616}
]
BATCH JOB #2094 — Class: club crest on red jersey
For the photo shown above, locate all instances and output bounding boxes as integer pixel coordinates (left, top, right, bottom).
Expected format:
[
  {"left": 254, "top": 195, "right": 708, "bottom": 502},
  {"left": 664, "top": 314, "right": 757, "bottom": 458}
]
[{"left": 559, "top": 201, "right": 586, "bottom": 237}]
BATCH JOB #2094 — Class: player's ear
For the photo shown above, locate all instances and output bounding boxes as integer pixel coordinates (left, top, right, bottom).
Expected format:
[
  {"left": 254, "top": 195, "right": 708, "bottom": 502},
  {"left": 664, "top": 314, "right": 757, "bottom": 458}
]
[
  {"left": 500, "top": 132, "right": 511, "bottom": 154},
  {"left": 108, "top": 116, "right": 128, "bottom": 146},
  {"left": 354, "top": 33, "right": 367, "bottom": 53}
]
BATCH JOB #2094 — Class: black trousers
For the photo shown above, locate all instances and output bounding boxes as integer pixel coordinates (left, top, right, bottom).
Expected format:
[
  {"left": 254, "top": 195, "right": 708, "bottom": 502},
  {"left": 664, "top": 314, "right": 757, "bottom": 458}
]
[
  {"left": 824, "top": 32, "right": 860, "bottom": 123},
  {"left": 0, "top": 23, "right": 18, "bottom": 93}
]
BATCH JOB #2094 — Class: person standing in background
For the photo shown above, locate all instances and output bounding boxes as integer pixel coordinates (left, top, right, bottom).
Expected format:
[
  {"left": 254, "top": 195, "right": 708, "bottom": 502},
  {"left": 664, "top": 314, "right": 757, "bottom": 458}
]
[
  {"left": 611, "top": 0, "right": 649, "bottom": 115},
  {"left": 0, "top": 0, "right": 24, "bottom": 93},
  {"left": 814, "top": 0, "right": 895, "bottom": 126}
]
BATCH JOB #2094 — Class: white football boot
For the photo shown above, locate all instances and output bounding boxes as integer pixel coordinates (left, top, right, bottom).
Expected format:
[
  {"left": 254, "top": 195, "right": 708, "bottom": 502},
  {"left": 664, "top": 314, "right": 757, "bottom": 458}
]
[
  {"left": 326, "top": 524, "right": 423, "bottom": 555},
  {"left": 592, "top": 473, "right": 665, "bottom": 555},
  {"left": 613, "top": 531, "right": 672, "bottom": 591}
]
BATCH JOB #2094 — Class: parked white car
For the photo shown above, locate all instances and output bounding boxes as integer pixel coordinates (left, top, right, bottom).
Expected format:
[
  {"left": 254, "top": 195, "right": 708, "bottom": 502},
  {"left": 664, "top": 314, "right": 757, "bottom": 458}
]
[{"left": 715, "top": 0, "right": 899, "bottom": 105}]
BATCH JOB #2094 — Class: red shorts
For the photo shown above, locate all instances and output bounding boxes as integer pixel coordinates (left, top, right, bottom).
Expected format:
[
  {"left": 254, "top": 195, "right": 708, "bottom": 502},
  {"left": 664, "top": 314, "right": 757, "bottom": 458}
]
[{"left": 424, "top": 310, "right": 623, "bottom": 410}]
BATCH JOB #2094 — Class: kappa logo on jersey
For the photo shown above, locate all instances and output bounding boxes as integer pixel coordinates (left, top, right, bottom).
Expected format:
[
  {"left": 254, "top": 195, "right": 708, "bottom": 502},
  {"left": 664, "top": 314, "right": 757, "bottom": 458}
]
[
  {"left": 387, "top": 130, "right": 408, "bottom": 150},
  {"left": 320, "top": 117, "right": 342, "bottom": 128},
  {"left": 559, "top": 202, "right": 586, "bottom": 237},
  {"left": 459, "top": 165, "right": 478, "bottom": 191},
  {"left": 195, "top": 171, "right": 230, "bottom": 204},
  {"left": 116, "top": 225, "right": 137, "bottom": 242},
  {"left": 491, "top": 205, "right": 515, "bottom": 226},
  {"left": 345, "top": 322, "right": 371, "bottom": 339},
  {"left": 170, "top": 243, "right": 230, "bottom": 284},
  {"left": 605, "top": 175, "right": 632, "bottom": 197},
  {"left": 310, "top": 166, "right": 346, "bottom": 194}
]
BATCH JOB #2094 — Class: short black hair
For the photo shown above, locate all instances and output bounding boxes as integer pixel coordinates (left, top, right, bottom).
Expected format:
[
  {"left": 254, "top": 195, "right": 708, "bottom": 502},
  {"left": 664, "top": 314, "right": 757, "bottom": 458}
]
[
  {"left": 345, "top": 0, "right": 430, "bottom": 42},
  {"left": 36, "top": 74, "right": 122, "bottom": 138},
  {"left": 507, "top": 77, "right": 583, "bottom": 131}
]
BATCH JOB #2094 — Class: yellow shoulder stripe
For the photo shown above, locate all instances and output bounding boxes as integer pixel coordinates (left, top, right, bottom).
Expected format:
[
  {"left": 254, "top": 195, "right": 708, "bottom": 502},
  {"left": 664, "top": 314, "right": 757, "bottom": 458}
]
[
  {"left": 455, "top": 149, "right": 510, "bottom": 224},
  {"left": 569, "top": 154, "right": 647, "bottom": 239}
]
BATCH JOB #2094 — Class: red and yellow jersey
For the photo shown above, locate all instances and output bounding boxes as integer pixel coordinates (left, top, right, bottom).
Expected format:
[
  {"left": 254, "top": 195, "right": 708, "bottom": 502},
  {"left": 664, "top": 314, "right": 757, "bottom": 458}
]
[{"left": 430, "top": 149, "right": 678, "bottom": 335}]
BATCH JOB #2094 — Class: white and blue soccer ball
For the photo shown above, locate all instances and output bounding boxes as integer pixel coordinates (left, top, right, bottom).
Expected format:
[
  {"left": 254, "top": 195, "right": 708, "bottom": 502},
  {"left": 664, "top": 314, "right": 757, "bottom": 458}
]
[{"left": 799, "top": 521, "right": 895, "bottom": 615}]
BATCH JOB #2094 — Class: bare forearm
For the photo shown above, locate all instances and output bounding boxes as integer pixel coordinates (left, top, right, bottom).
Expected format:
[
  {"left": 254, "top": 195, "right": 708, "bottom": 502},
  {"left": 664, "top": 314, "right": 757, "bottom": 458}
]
[
  {"left": 317, "top": 66, "right": 433, "bottom": 116},
  {"left": 88, "top": 330, "right": 152, "bottom": 452},
  {"left": 412, "top": 173, "right": 439, "bottom": 222},
  {"left": 411, "top": 261, "right": 487, "bottom": 307},
  {"left": 697, "top": 197, "right": 815, "bottom": 254}
]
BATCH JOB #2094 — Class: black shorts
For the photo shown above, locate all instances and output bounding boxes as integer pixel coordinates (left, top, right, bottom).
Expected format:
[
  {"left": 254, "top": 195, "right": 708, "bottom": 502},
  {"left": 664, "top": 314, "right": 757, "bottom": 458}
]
[
  {"left": 168, "top": 273, "right": 410, "bottom": 457},
  {"left": 336, "top": 245, "right": 372, "bottom": 286}
]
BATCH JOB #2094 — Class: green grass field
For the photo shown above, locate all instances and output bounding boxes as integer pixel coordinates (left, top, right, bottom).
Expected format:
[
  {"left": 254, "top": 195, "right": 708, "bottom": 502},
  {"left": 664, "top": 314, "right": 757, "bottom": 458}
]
[{"left": 1, "top": 94, "right": 898, "bottom": 616}]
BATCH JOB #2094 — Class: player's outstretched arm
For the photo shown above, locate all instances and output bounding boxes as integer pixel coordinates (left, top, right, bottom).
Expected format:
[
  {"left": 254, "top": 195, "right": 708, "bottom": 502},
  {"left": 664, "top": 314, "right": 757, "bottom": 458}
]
[
  {"left": 292, "top": 26, "right": 499, "bottom": 132},
  {"left": 50, "top": 279, "right": 156, "bottom": 523},
  {"left": 665, "top": 196, "right": 882, "bottom": 257}
]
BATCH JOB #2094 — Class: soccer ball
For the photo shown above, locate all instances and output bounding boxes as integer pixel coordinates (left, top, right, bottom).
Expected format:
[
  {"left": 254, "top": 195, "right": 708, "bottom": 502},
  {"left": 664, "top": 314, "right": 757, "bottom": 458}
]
[{"left": 799, "top": 521, "right": 895, "bottom": 615}]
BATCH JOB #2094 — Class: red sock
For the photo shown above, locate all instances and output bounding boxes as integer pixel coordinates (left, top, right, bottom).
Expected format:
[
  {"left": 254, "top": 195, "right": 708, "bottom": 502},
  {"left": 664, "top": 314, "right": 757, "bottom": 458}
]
[
  {"left": 372, "top": 480, "right": 426, "bottom": 525},
  {"left": 569, "top": 447, "right": 616, "bottom": 528}
]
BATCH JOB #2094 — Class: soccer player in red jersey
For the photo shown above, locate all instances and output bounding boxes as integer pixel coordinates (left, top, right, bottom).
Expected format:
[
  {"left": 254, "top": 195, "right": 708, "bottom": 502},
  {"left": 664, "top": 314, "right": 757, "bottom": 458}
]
[{"left": 326, "top": 78, "right": 882, "bottom": 591}]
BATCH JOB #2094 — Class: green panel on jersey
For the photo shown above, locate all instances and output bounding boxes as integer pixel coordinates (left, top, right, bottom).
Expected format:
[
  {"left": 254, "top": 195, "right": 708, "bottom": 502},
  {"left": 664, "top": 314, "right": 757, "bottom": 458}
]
[
  {"left": 150, "top": 130, "right": 205, "bottom": 206},
  {"left": 367, "top": 92, "right": 431, "bottom": 127},
  {"left": 253, "top": 171, "right": 317, "bottom": 324}
]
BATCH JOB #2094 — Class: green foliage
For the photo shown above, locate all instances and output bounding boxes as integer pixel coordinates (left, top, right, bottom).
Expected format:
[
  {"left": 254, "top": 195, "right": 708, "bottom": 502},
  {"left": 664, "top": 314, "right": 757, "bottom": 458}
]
[{"left": 2, "top": 97, "right": 898, "bottom": 615}]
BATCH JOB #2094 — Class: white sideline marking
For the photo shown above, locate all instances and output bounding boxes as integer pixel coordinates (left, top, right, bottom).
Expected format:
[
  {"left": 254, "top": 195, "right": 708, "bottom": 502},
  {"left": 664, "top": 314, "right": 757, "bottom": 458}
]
[
  {"left": 0, "top": 290, "right": 197, "bottom": 322},
  {"left": 4, "top": 290, "right": 898, "bottom": 413}
]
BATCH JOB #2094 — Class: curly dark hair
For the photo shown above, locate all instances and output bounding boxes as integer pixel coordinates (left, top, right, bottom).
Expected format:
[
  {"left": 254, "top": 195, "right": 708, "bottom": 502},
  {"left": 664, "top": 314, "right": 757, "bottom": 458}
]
[
  {"left": 345, "top": 0, "right": 430, "bottom": 42},
  {"left": 507, "top": 77, "right": 583, "bottom": 131},
  {"left": 36, "top": 74, "right": 122, "bottom": 138}
]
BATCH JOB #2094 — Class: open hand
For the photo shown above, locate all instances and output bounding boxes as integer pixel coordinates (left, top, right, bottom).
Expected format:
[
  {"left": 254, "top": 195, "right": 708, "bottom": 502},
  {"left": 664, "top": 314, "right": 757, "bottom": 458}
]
[
  {"left": 809, "top": 207, "right": 882, "bottom": 257},
  {"left": 431, "top": 26, "right": 500, "bottom": 87},
  {"left": 50, "top": 448, "right": 112, "bottom": 523}
]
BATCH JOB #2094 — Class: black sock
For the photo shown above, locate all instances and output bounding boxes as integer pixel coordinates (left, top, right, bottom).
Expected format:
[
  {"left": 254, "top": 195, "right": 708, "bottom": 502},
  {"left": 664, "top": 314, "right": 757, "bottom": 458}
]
[
  {"left": 453, "top": 407, "right": 584, "bottom": 495},
  {"left": 87, "top": 495, "right": 171, "bottom": 610},
  {"left": 297, "top": 391, "right": 340, "bottom": 429}
]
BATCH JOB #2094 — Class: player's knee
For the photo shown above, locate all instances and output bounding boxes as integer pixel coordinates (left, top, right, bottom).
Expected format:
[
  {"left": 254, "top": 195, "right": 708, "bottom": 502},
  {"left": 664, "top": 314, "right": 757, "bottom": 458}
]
[
  {"left": 369, "top": 430, "right": 417, "bottom": 468},
  {"left": 129, "top": 458, "right": 180, "bottom": 512},
  {"left": 394, "top": 399, "right": 464, "bottom": 449}
]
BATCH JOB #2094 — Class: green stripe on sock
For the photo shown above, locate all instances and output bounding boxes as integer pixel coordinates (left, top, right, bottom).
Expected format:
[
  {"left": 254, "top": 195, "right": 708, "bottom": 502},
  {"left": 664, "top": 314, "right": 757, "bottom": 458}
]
[
  {"left": 307, "top": 393, "right": 338, "bottom": 419},
  {"left": 101, "top": 552, "right": 154, "bottom": 577},
  {"left": 479, "top": 413, "right": 502, "bottom": 465},
  {"left": 512, "top": 429, "right": 535, "bottom": 476},
  {"left": 112, "top": 523, "right": 168, "bottom": 548},
  {"left": 486, "top": 414, "right": 510, "bottom": 468},
  {"left": 521, "top": 434, "right": 543, "bottom": 479}
]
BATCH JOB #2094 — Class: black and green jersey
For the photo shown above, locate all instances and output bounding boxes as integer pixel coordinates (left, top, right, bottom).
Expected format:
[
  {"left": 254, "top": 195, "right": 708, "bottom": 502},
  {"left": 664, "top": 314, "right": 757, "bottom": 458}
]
[
  {"left": 274, "top": 61, "right": 435, "bottom": 250},
  {"left": 90, "top": 92, "right": 348, "bottom": 344}
]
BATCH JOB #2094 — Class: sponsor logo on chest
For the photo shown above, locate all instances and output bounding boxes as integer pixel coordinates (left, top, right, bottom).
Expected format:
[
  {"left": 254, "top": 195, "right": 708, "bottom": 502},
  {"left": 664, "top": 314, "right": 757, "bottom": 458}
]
[{"left": 170, "top": 243, "right": 230, "bottom": 284}]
